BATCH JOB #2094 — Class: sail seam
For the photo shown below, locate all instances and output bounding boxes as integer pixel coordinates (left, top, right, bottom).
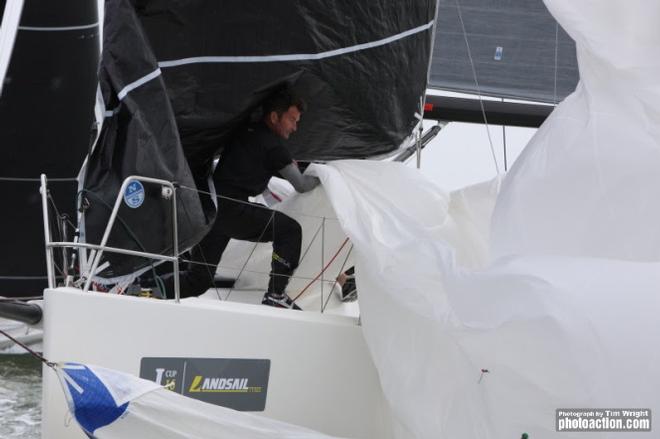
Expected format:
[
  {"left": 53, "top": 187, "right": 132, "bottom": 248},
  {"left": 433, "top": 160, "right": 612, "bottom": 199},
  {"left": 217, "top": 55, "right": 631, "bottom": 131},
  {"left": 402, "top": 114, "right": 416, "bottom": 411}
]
[
  {"left": 117, "top": 68, "right": 162, "bottom": 101},
  {"left": 158, "top": 21, "right": 434, "bottom": 68},
  {"left": 18, "top": 23, "right": 99, "bottom": 32}
]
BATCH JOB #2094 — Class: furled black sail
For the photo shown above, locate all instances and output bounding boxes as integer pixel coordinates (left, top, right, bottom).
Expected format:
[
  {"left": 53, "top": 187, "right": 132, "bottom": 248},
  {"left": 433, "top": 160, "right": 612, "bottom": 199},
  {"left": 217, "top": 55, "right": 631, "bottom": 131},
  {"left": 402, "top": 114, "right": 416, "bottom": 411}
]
[
  {"left": 81, "top": 0, "right": 208, "bottom": 280},
  {"left": 430, "top": 0, "right": 579, "bottom": 103},
  {"left": 0, "top": 0, "right": 99, "bottom": 297},
  {"left": 82, "top": 0, "right": 437, "bottom": 280}
]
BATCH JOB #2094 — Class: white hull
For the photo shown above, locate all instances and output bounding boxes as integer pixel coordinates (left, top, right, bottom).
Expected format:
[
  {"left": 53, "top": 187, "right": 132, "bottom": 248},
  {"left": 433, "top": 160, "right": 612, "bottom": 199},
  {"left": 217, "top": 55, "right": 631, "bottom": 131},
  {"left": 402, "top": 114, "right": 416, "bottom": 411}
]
[{"left": 41, "top": 288, "right": 391, "bottom": 438}]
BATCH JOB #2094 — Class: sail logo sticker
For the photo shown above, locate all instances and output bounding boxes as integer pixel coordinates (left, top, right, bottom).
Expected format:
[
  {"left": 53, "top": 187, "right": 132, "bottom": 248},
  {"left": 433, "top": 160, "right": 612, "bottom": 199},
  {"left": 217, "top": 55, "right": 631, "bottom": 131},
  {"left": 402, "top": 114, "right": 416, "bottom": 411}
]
[
  {"left": 154, "top": 367, "right": 178, "bottom": 390},
  {"left": 188, "top": 376, "right": 260, "bottom": 393},
  {"left": 140, "top": 357, "right": 270, "bottom": 411},
  {"left": 494, "top": 46, "right": 503, "bottom": 61},
  {"left": 124, "top": 180, "right": 145, "bottom": 208}
]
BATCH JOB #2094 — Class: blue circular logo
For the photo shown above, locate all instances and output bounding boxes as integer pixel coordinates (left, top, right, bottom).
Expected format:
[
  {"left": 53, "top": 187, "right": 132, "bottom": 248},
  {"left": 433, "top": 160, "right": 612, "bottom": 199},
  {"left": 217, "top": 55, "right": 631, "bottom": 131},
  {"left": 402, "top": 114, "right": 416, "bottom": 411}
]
[{"left": 123, "top": 180, "right": 145, "bottom": 208}]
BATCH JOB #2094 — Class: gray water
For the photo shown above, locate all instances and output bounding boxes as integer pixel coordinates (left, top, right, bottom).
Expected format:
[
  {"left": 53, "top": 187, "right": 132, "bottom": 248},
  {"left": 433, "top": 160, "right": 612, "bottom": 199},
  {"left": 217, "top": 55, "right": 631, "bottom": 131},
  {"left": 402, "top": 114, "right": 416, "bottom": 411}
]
[{"left": 0, "top": 354, "right": 41, "bottom": 438}]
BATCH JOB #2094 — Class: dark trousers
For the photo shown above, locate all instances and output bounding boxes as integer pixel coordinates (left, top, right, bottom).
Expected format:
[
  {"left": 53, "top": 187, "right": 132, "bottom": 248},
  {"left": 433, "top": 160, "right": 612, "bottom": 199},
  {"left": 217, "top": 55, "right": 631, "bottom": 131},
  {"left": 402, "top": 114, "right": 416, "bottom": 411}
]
[{"left": 164, "top": 198, "right": 302, "bottom": 298}]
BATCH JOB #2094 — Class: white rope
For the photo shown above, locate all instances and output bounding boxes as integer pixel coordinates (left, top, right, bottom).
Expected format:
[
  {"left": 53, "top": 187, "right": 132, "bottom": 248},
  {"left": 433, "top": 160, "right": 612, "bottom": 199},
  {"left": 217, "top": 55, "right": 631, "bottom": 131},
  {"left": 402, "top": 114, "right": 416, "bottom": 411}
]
[
  {"left": 454, "top": 0, "right": 500, "bottom": 175},
  {"left": 158, "top": 21, "right": 434, "bottom": 68}
]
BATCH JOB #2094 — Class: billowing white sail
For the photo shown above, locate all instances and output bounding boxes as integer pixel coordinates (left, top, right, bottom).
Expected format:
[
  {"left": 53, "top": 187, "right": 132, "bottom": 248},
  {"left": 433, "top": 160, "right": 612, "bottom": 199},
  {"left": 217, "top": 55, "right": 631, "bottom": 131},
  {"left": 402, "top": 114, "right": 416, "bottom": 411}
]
[
  {"left": 492, "top": 0, "right": 660, "bottom": 261},
  {"left": 307, "top": 0, "right": 660, "bottom": 437}
]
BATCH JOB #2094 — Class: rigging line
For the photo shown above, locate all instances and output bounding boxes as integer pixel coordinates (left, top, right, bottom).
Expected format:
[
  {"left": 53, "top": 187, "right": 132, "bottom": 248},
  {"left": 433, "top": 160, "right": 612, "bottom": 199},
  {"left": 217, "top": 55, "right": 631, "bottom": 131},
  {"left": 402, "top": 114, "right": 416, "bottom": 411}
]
[
  {"left": 292, "top": 237, "right": 350, "bottom": 302},
  {"left": 18, "top": 22, "right": 98, "bottom": 32},
  {"left": 0, "top": 176, "right": 77, "bottom": 182},
  {"left": 454, "top": 0, "right": 500, "bottom": 175},
  {"left": 553, "top": 22, "right": 559, "bottom": 106},
  {"left": 178, "top": 184, "right": 338, "bottom": 221},
  {"left": 0, "top": 276, "right": 46, "bottom": 280},
  {"left": 180, "top": 258, "right": 343, "bottom": 284},
  {"left": 322, "top": 243, "right": 353, "bottom": 312},
  {"left": 167, "top": 186, "right": 222, "bottom": 301},
  {"left": 78, "top": 189, "right": 164, "bottom": 284},
  {"left": 320, "top": 218, "right": 325, "bottom": 311},
  {"left": 225, "top": 211, "right": 275, "bottom": 302},
  {"left": 0, "top": 328, "right": 55, "bottom": 368},
  {"left": 158, "top": 21, "right": 434, "bottom": 68},
  {"left": 503, "top": 123, "right": 508, "bottom": 172},
  {"left": 47, "top": 194, "right": 69, "bottom": 279},
  {"left": 47, "top": 193, "right": 65, "bottom": 237},
  {"left": 299, "top": 221, "right": 324, "bottom": 265},
  {"left": 502, "top": 98, "right": 508, "bottom": 172}
]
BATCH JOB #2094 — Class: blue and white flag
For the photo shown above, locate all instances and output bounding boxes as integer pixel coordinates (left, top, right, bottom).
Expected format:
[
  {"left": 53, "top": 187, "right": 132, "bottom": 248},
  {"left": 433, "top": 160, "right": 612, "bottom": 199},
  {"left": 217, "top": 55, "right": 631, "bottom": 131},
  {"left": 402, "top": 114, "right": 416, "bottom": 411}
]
[{"left": 56, "top": 363, "right": 341, "bottom": 438}]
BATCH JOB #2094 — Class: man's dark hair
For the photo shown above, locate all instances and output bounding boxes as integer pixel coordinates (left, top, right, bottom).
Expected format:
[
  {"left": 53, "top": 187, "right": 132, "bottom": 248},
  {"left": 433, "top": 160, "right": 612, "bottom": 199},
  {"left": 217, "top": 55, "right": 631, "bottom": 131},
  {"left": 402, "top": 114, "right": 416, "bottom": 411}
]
[{"left": 263, "top": 90, "right": 307, "bottom": 117}]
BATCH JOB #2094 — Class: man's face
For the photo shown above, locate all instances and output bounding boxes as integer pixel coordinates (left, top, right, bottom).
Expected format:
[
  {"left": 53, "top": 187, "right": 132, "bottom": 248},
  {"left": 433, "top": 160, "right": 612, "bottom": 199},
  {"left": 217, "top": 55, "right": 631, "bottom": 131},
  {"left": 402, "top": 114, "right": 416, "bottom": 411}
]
[{"left": 269, "top": 106, "right": 301, "bottom": 140}]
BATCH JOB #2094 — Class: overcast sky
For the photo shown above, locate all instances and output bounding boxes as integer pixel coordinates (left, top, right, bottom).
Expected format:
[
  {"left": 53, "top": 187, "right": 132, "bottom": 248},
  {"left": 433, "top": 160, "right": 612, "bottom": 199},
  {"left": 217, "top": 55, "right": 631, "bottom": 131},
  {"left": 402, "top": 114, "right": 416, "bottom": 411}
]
[{"left": 410, "top": 118, "right": 536, "bottom": 192}]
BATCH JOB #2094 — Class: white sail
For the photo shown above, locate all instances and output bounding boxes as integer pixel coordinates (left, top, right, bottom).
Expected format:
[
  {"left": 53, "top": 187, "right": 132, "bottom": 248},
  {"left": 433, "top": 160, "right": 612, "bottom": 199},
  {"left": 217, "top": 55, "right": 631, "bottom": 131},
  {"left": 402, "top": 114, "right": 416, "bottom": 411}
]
[
  {"left": 57, "top": 363, "right": 343, "bottom": 438},
  {"left": 308, "top": 0, "right": 660, "bottom": 437}
]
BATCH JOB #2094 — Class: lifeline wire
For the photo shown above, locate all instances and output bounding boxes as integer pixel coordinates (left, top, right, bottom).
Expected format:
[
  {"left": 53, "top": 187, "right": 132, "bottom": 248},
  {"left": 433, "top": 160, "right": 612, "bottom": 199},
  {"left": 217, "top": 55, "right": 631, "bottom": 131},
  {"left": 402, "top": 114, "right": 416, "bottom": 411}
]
[
  {"left": 225, "top": 211, "right": 275, "bottom": 301},
  {"left": 292, "top": 238, "right": 350, "bottom": 302},
  {"left": 0, "top": 176, "right": 77, "bottom": 182},
  {"left": 173, "top": 188, "right": 224, "bottom": 301},
  {"left": 321, "top": 243, "right": 354, "bottom": 312},
  {"left": 178, "top": 184, "right": 339, "bottom": 221},
  {"left": 180, "top": 259, "right": 345, "bottom": 284}
]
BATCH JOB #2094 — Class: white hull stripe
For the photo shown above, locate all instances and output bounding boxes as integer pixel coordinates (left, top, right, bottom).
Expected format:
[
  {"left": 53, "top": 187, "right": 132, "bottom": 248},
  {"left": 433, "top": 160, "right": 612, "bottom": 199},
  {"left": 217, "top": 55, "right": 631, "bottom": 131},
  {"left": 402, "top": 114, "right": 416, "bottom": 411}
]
[
  {"left": 18, "top": 22, "right": 99, "bottom": 32},
  {"left": 117, "top": 68, "right": 162, "bottom": 100},
  {"left": 158, "top": 20, "right": 434, "bottom": 68}
]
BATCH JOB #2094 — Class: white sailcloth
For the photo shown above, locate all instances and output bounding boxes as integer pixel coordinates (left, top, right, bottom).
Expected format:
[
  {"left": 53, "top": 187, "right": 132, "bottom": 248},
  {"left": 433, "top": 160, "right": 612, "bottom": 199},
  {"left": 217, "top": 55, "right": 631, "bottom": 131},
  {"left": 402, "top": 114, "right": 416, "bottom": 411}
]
[
  {"left": 310, "top": 0, "right": 660, "bottom": 437},
  {"left": 56, "top": 363, "right": 343, "bottom": 438}
]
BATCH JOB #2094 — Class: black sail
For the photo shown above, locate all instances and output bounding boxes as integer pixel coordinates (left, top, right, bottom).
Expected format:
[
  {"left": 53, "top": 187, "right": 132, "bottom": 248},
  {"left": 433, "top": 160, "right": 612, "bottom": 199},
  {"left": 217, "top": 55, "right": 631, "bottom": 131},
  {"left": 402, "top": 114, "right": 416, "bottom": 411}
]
[
  {"left": 81, "top": 0, "right": 208, "bottom": 280},
  {"left": 430, "top": 0, "right": 579, "bottom": 103},
  {"left": 0, "top": 0, "right": 99, "bottom": 297},
  {"left": 82, "top": 0, "right": 437, "bottom": 279},
  {"left": 140, "top": 0, "right": 437, "bottom": 165}
]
